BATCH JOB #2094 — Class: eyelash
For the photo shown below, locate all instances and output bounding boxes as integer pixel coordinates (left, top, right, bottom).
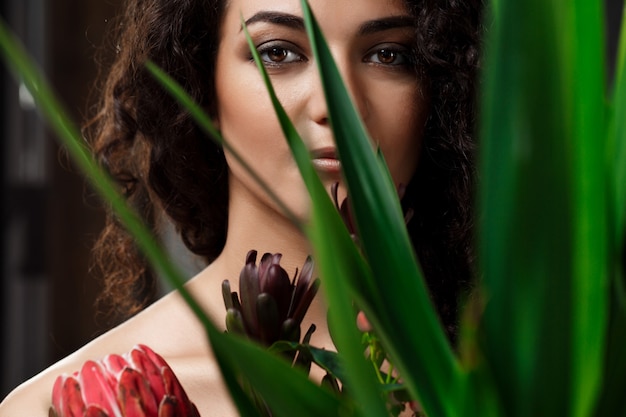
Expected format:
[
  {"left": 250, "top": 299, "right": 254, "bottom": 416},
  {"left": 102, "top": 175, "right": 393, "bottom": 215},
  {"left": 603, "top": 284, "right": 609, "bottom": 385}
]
[
  {"left": 364, "top": 44, "right": 414, "bottom": 67},
  {"left": 255, "top": 41, "right": 307, "bottom": 67}
]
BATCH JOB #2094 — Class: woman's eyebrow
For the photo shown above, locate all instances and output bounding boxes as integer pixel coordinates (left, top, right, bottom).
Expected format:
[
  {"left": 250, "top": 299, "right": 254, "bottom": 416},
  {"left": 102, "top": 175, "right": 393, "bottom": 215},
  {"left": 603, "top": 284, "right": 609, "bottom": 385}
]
[
  {"left": 358, "top": 16, "right": 415, "bottom": 35},
  {"left": 242, "top": 11, "right": 305, "bottom": 32}
]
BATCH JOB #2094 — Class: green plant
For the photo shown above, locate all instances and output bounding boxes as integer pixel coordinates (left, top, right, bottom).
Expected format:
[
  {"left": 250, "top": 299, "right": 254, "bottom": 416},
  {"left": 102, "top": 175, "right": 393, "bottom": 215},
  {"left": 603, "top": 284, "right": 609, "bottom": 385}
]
[{"left": 1, "top": 0, "right": 625, "bottom": 415}]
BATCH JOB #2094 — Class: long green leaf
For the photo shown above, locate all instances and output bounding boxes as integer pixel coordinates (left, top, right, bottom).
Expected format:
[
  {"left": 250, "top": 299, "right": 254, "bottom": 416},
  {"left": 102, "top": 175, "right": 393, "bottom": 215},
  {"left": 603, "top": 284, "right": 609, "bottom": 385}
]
[
  {"left": 567, "top": 1, "right": 608, "bottom": 415},
  {"left": 243, "top": 18, "right": 388, "bottom": 417},
  {"left": 208, "top": 328, "right": 344, "bottom": 417},
  {"left": 594, "top": 2, "right": 626, "bottom": 415},
  {"left": 593, "top": 275, "right": 626, "bottom": 417},
  {"left": 301, "top": 2, "right": 463, "bottom": 417},
  {"left": 612, "top": 1, "right": 626, "bottom": 239},
  {"left": 479, "top": 0, "right": 570, "bottom": 413},
  {"left": 477, "top": 0, "right": 605, "bottom": 415}
]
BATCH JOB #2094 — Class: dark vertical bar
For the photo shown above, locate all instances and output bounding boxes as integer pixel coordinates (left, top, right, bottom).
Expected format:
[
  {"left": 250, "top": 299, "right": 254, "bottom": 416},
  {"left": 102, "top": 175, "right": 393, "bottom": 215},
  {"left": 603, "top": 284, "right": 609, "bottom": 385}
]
[
  {"left": 0, "top": 0, "right": 8, "bottom": 401},
  {"left": 1, "top": 0, "right": 51, "bottom": 399},
  {"left": 606, "top": 0, "right": 625, "bottom": 84}
]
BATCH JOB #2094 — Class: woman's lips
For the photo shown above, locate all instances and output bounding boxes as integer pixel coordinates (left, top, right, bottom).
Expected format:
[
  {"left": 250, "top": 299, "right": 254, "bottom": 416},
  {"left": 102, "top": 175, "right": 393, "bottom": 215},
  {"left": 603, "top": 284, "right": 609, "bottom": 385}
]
[
  {"left": 311, "top": 147, "right": 341, "bottom": 174},
  {"left": 312, "top": 157, "right": 342, "bottom": 173}
]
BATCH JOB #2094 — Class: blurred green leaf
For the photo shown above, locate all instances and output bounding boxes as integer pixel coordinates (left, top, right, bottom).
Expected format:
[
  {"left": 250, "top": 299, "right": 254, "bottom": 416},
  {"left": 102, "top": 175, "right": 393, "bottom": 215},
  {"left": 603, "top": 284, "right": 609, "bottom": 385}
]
[
  {"left": 593, "top": 275, "right": 626, "bottom": 417},
  {"left": 567, "top": 1, "right": 609, "bottom": 415},
  {"left": 478, "top": 0, "right": 609, "bottom": 415},
  {"left": 209, "top": 329, "right": 344, "bottom": 417},
  {"left": 270, "top": 341, "right": 346, "bottom": 383},
  {"left": 594, "top": 2, "right": 626, "bottom": 415},
  {"left": 612, "top": 1, "right": 626, "bottom": 239},
  {"left": 480, "top": 0, "right": 571, "bottom": 413},
  {"left": 461, "top": 367, "right": 503, "bottom": 417}
]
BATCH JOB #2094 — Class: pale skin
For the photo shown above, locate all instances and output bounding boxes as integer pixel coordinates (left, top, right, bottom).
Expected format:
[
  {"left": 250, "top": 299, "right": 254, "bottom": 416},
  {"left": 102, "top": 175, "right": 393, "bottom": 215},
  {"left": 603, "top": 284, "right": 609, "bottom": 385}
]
[{"left": 0, "top": 0, "right": 427, "bottom": 415}]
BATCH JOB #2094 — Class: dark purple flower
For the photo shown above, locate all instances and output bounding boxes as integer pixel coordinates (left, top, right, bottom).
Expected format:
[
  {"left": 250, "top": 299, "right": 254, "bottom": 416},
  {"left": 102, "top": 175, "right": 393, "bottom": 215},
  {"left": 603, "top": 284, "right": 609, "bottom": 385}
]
[{"left": 222, "top": 250, "right": 320, "bottom": 346}]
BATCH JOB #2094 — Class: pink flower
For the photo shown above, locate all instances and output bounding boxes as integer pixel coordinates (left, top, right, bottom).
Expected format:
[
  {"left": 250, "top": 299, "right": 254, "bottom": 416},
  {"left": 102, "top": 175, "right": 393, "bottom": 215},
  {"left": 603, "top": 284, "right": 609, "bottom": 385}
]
[{"left": 49, "top": 344, "right": 200, "bottom": 417}]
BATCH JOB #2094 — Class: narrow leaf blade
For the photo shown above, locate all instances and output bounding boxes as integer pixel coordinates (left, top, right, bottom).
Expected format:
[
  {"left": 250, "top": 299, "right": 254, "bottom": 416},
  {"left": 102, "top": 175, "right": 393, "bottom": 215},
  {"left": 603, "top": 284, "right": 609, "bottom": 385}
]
[
  {"left": 477, "top": 0, "right": 606, "bottom": 415},
  {"left": 301, "top": 2, "right": 464, "bottom": 416},
  {"left": 243, "top": 19, "right": 388, "bottom": 417}
]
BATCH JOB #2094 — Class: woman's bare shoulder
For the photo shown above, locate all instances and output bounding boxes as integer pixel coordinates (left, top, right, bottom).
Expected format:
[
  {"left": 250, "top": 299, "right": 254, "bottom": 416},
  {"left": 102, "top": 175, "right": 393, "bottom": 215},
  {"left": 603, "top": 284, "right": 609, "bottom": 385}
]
[{"left": 0, "top": 279, "right": 228, "bottom": 416}]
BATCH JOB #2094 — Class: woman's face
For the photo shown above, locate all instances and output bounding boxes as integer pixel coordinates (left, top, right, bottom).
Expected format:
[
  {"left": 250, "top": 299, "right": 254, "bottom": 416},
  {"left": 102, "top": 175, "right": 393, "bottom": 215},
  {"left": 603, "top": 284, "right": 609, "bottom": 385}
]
[{"left": 215, "top": 0, "right": 427, "bottom": 221}]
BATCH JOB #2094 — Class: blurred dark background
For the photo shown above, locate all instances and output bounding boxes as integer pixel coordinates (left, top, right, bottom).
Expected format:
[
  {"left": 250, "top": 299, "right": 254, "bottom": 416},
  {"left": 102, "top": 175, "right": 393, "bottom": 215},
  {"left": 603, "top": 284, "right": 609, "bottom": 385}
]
[
  {"left": 0, "top": 0, "right": 212, "bottom": 399},
  {"left": 1, "top": 0, "right": 121, "bottom": 398},
  {"left": 1, "top": 0, "right": 625, "bottom": 401}
]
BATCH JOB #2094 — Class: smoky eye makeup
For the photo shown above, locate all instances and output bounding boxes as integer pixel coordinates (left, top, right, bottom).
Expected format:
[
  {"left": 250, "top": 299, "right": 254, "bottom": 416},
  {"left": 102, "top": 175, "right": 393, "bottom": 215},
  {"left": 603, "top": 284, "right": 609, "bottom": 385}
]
[
  {"left": 241, "top": 23, "right": 309, "bottom": 69},
  {"left": 254, "top": 40, "right": 308, "bottom": 67},
  {"left": 363, "top": 44, "right": 414, "bottom": 67},
  {"left": 239, "top": 11, "right": 419, "bottom": 72}
]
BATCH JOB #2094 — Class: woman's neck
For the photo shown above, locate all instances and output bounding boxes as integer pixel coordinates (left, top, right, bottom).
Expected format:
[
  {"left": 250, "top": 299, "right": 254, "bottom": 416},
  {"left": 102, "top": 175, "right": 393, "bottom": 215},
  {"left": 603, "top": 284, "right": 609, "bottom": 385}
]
[
  {"left": 221, "top": 183, "right": 312, "bottom": 278},
  {"left": 193, "top": 175, "right": 333, "bottom": 355}
]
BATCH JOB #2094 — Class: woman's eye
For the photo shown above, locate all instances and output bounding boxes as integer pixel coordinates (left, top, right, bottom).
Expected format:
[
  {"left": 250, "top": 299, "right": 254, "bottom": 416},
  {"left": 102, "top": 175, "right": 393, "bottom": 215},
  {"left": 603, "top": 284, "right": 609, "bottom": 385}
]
[
  {"left": 365, "top": 46, "right": 411, "bottom": 66},
  {"left": 257, "top": 43, "right": 304, "bottom": 65}
]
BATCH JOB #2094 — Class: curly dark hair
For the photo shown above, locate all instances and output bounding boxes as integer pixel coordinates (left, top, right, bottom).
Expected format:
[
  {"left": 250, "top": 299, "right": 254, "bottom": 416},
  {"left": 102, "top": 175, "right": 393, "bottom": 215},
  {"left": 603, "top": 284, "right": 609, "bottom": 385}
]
[{"left": 87, "top": 0, "right": 484, "bottom": 340}]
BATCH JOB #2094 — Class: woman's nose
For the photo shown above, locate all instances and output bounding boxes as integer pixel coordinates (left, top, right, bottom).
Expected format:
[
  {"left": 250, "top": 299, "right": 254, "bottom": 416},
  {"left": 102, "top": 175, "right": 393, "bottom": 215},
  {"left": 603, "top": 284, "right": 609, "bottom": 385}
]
[{"left": 308, "top": 57, "right": 369, "bottom": 126}]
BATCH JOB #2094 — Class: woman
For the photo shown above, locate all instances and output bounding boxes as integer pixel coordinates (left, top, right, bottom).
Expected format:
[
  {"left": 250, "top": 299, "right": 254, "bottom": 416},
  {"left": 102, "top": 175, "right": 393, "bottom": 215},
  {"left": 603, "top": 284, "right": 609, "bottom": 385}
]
[{"left": 0, "top": 0, "right": 482, "bottom": 414}]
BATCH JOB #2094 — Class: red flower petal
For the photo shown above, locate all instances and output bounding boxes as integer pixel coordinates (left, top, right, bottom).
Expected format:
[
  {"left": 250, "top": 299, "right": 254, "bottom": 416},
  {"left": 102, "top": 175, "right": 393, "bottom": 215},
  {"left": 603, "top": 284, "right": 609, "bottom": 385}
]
[
  {"left": 161, "top": 367, "right": 193, "bottom": 415},
  {"left": 84, "top": 405, "right": 110, "bottom": 417},
  {"left": 102, "top": 354, "right": 129, "bottom": 378},
  {"left": 51, "top": 374, "right": 66, "bottom": 413},
  {"left": 356, "top": 311, "right": 373, "bottom": 332},
  {"left": 136, "top": 345, "right": 169, "bottom": 370},
  {"left": 79, "top": 360, "right": 122, "bottom": 417},
  {"left": 129, "top": 347, "right": 167, "bottom": 403},
  {"left": 60, "top": 376, "right": 86, "bottom": 417},
  {"left": 157, "top": 397, "right": 179, "bottom": 417},
  {"left": 117, "top": 367, "right": 158, "bottom": 417},
  {"left": 158, "top": 397, "right": 201, "bottom": 417}
]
